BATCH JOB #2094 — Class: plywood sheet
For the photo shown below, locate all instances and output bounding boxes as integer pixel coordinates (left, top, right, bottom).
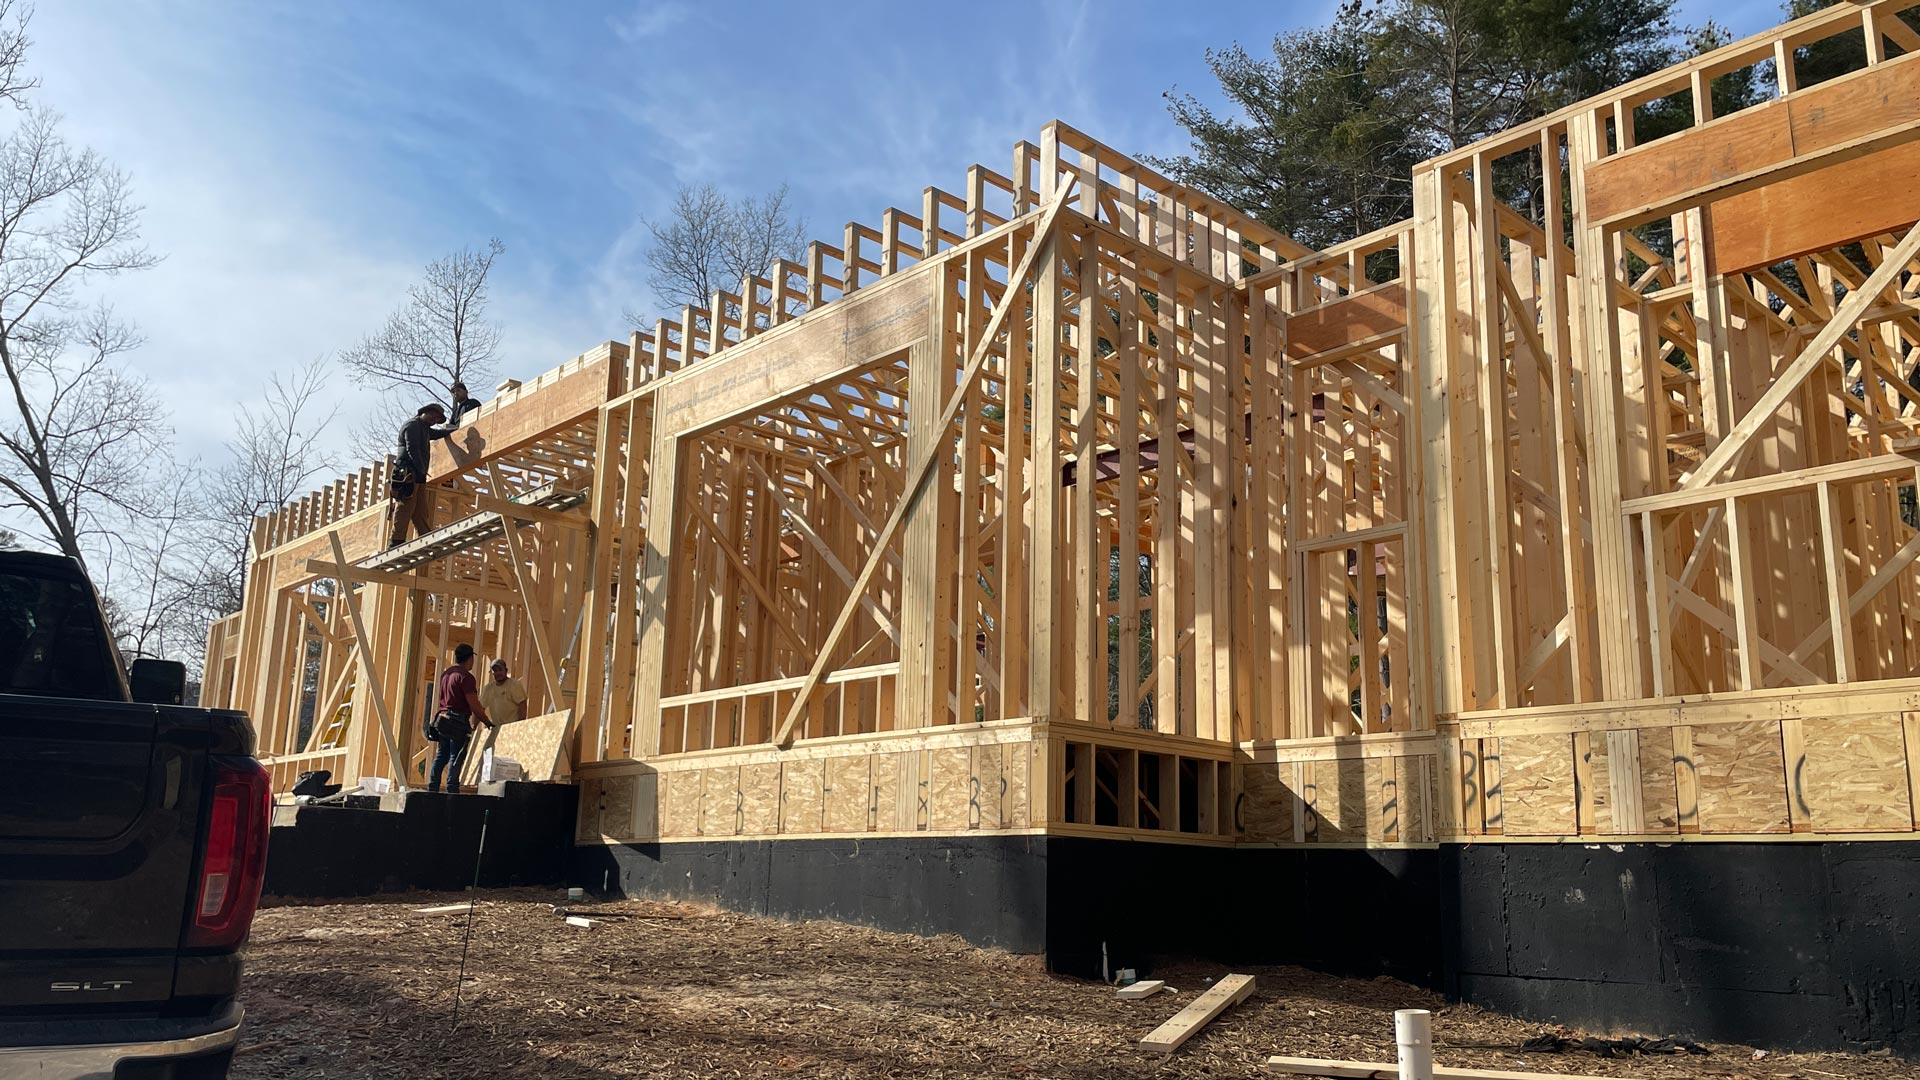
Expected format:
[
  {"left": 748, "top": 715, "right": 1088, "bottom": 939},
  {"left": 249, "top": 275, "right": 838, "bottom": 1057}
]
[
  {"left": 1395, "top": 754, "right": 1433, "bottom": 843},
  {"left": 574, "top": 777, "right": 606, "bottom": 843},
  {"left": 631, "top": 772, "right": 659, "bottom": 840},
  {"left": 823, "top": 754, "right": 869, "bottom": 833},
  {"left": 738, "top": 761, "right": 780, "bottom": 835},
  {"left": 1636, "top": 726, "right": 1679, "bottom": 834},
  {"left": 781, "top": 758, "right": 825, "bottom": 834},
  {"left": 579, "top": 773, "right": 637, "bottom": 841},
  {"left": 929, "top": 746, "right": 971, "bottom": 830},
  {"left": 1800, "top": 714, "right": 1911, "bottom": 832},
  {"left": 700, "top": 766, "right": 740, "bottom": 837},
  {"left": 1693, "top": 720, "right": 1789, "bottom": 834},
  {"left": 1311, "top": 757, "right": 1379, "bottom": 842},
  {"left": 487, "top": 709, "right": 570, "bottom": 781},
  {"left": 972, "top": 743, "right": 1004, "bottom": 829},
  {"left": 1240, "top": 763, "right": 1295, "bottom": 842},
  {"left": 1003, "top": 742, "right": 1031, "bottom": 829},
  {"left": 662, "top": 769, "right": 701, "bottom": 838},
  {"left": 870, "top": 752, "right": 901, "bottom": 832},
  {"left": 1499, "top": 734, "right": 1575, "bottom": 836},
  {"left": 897, "top": 750, "right": 929, "bottom": 831}
]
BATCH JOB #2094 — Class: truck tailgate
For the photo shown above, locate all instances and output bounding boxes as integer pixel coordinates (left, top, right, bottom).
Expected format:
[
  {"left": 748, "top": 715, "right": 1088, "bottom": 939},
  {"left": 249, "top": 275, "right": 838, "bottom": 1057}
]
[{"left": 0, "top": 697, "right": 203, "bottom": 1012}]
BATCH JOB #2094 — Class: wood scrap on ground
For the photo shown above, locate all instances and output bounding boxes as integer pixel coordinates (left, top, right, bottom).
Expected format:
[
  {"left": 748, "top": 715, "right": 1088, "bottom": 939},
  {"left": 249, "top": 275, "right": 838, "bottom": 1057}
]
[
  {"left": 1140, "top": 973, "right": 1256, "bottom": 1054},
  {"left": 1118, "top": 979, "right": 1165, "bottom": 999},
  {"left": 413, "top": 904, "right": 473, "bottom": 915}
]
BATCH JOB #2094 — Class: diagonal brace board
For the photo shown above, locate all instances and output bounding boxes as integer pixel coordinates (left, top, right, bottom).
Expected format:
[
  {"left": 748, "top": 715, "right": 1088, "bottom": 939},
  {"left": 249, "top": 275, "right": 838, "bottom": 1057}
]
[
  {"left": 770, "top": 187, "right": 1075, "bottom": 747},
  {"left": 327, "top": 530, "right": 410, "bottom": 787},
  {"left": 1682, "top": 220, "right": 1920, "bottom": 490}
]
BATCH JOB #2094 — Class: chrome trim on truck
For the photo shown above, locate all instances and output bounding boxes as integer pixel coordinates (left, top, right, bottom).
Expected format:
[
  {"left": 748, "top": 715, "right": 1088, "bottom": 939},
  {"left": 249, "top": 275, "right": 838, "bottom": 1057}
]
[{"left": 0, "top": 1008, "right": 241, "bottom": 1079}]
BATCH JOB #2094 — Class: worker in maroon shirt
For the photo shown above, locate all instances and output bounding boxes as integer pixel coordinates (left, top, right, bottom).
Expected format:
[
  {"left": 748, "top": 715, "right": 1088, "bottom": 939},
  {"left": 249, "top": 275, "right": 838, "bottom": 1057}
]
[{"left": 426, "top": 643, "right": 493, "bottom": 792}]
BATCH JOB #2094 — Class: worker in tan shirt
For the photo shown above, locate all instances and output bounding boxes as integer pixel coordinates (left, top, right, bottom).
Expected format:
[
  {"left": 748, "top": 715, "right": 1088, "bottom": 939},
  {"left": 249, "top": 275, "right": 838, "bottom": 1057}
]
[{"left": 478, "top": 658, "right": 529, "bottom": 725}]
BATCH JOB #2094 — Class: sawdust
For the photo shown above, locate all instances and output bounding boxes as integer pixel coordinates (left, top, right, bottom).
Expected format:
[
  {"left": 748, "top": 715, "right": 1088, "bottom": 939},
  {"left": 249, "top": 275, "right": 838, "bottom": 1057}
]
[{"left": 229, "top": 891, "right": 1919, "bottom": 1079}]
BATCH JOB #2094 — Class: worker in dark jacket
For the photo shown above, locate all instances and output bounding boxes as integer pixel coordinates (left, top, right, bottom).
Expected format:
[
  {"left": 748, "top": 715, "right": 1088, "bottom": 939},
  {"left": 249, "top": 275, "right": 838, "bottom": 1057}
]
[
  {"left": 385, "top": 402, "right": 455, "bottom": 549},
  {"left": 426, "top": 643, "right": 493, "bottom": 793},
  {"left": 449, "top": 381, "right": 483, "bottom": 426}
]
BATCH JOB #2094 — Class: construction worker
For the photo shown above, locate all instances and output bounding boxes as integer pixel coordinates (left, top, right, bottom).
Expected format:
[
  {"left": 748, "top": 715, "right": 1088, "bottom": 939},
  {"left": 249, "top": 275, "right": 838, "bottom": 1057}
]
[
  {"left": 449, "top": 380, "right": 483, "bottom": 426},
  {"left": 385, "top": 402, "right": 455, "bottom": 549},
  {"left": 427, "top": 643, "right": 492, "bottom": 793},
  {"left": 478, "top": 657, "right": 529, "bottom": 726}
]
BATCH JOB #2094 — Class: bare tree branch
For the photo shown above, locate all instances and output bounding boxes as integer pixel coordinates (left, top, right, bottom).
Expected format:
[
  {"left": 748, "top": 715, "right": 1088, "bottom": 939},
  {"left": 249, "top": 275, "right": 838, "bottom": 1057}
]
[{"left": 340, "top": 238, "right": 504, "bottom": 415}]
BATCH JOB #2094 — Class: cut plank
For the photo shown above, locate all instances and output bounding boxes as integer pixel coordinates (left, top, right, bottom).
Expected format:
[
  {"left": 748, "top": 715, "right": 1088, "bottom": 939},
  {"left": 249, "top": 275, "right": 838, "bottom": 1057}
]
[
  {"left": 1117, "top": 980, "right": 1166, "bottom": 1000},
  {"left": 1267, "top": 1057, "right": 1627, "bottom": 1079},
  {"left": 564, "top": 916, "right": 598, "bottom": 928},
  {"left": 413, "top": 904, "right": 472, "bottom": 916},
  {"left": 1139, "top": 973, "right": 1255, "bottom": 1054}
]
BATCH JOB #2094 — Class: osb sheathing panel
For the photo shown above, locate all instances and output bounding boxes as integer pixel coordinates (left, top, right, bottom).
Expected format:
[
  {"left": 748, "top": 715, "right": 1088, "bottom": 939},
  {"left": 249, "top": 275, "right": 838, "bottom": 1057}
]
[
  {"left": 488, "top": 710, "right": 570, "bottom": 782},
  {"left": 1499, "top": 734, "right": 1576, "bottom": 836},
  {"left": 822, "top": 755, "right": 869, "bottom": 833},
  {"left": 1394, "top": 755, "right": 1434, "bottom": 842},
  {"left": 700, "top": 766, "right": 740, "bottom": 836},
  {"left": 1586, "top": 730, "right": 1679, "bottom": 834},
  {"left": 1003, "top": 743, "right": 1031, "bottom": 829},
  {"left": 781, "top": 758, "right": 825, "bottom": 834},
  {"left": 1310, "top": 757, "right": 1383, "bottom": 842},
  {"left": 1799, "top": 714, "right": 1912, "bottom": 832},
  {"left": 739, "top": 761, "right": 780, "bottom": 835},
  {"left": 870, "top": 752, "right": 901, "bottom": 832},
  {"left": 1637, "top": 727, "right": 1680, "bottom": 833},
  {"left": 663, "top": 770, "right": 700, "bottom": 837},
  {"left": 576, "top": 773, "right": 639, "bottom": 842},
  {"left": 574, "top": 776, "right": 607, "bottom": 843},
  {"left": 1693, "top": 720, "right": 1790, "bottom": 833},
  {"left": 929, "top": 746, "right": 971, "bottom": 830},
  {"left": 971, "top": 744, "right": 1004, "bottom": 829},
  {"left": 896, "top": 751, "right": 929, "bottom": 831},
  {"left": 1240, "top": 763, "right": 1294, "bottom": 842}
]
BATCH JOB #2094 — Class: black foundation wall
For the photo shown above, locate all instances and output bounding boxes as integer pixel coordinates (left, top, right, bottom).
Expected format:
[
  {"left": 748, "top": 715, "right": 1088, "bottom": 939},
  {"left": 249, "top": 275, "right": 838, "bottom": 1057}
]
[
  {"left": 573, "top": 834, "right": 1049, "bottom": 953},
  {"left": 1042, "top": 839, "right": 1440, "bottom": 986},
  {"left": 264, "top": 782, "right": 577, "bottom": 897},
  {"left": 1442, "top": 841, "right": 1920, "bottom": 1055}
]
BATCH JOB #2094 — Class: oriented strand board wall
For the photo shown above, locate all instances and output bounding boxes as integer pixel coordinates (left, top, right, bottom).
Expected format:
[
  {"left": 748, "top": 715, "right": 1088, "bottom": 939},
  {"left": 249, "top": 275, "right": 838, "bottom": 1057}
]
[
  {"left": 575, "top": 726, "right": 1037, "bottom": 843},
  {"left": 1237, "top": 746, "right": 1433, "bottom": 845}
]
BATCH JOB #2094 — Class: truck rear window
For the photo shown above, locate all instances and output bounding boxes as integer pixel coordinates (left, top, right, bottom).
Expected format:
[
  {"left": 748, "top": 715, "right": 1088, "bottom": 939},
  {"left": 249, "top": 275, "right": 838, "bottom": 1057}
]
[{"left": 0, "top": 572, "right": 122, "bottom": 700}]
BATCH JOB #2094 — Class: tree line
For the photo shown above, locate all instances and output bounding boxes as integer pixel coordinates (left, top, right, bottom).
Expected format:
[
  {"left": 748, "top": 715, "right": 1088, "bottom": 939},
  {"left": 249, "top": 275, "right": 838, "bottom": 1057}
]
[{"left": 1151, "top": 0, "right": 1883, "bottom": 252}]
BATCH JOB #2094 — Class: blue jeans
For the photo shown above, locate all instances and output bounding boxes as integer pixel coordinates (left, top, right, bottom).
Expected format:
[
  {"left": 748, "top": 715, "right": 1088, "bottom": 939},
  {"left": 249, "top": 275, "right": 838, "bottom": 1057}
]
[{"left": 429, "top": 728, "right": 471, "bottom": 792}]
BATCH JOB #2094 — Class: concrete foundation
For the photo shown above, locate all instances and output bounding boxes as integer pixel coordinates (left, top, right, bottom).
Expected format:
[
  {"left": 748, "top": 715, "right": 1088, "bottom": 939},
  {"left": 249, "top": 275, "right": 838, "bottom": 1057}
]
[{"left": 574, "top": 834, "right": 1920, "bottom": 1055}]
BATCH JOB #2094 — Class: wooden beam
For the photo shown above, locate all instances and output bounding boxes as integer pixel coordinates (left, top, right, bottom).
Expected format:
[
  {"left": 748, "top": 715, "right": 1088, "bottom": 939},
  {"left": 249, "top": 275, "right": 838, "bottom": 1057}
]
[
  {"left": 772, "top": 188, "right": 1073, "bottom": 747},
  {"left": 1138, "top": 973, "right": 1255, "bottom": 1055}
]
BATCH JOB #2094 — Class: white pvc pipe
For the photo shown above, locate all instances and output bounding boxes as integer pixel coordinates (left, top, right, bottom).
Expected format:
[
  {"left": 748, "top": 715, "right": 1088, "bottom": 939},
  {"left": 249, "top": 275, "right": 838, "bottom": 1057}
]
[{"left": 1395, "top": 1008, "right": 1434, "bottom": 1080}]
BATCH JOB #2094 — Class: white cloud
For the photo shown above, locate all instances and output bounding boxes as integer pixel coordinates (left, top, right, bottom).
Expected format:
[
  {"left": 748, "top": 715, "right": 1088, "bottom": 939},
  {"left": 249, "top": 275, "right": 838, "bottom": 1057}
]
[{"left": 608, "top": 2, "right": 690, "bottom": 44}]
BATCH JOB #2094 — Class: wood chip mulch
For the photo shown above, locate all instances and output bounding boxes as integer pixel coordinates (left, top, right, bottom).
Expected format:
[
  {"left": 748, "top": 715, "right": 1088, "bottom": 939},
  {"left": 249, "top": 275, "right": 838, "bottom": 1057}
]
[{"left": 228, "top": 890, "right": 1920, "bottom": 1079}]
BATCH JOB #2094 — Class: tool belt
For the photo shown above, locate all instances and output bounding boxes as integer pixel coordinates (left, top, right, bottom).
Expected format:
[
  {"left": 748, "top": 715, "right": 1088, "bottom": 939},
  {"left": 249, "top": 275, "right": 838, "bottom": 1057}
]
[
  {"left": 428, "top": 709, "right": 472, "bottom": 740},
  {"left": 388, "top": 464, "right": 422, "bottom": 500}
]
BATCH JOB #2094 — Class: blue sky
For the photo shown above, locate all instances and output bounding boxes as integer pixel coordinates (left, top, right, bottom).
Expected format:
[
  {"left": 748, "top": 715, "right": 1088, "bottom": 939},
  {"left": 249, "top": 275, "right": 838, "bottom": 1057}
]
[{"left": 30, "top": 0, "right": 1782, "bottom": 464}]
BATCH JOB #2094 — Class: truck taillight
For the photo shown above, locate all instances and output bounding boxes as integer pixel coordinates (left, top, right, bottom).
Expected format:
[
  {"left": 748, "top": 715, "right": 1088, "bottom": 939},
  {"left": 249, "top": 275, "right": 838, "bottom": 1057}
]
[{"left": 186, "top": 756, "right": 271, "bottom": 949}]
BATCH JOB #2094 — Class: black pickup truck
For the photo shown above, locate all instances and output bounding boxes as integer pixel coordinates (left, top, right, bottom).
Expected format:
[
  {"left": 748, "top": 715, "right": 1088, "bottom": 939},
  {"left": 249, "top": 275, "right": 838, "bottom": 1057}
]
[{"left": 0, "top": 551, "right": 268, "bottom": 1078}]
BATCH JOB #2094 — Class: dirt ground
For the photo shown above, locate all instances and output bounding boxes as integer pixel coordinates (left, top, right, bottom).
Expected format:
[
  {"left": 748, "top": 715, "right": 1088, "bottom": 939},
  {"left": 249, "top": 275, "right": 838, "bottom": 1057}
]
[{"left": 229, "top": 891, "right": 1918, "bottom": 1080}]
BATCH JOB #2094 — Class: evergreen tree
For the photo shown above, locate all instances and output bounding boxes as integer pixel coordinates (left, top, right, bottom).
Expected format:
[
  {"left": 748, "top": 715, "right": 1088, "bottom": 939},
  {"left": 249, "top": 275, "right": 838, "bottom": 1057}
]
[{"left": 1156, "top": 0, "right": 1688, "bottom": 248}]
